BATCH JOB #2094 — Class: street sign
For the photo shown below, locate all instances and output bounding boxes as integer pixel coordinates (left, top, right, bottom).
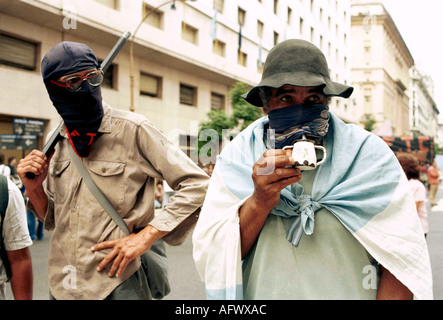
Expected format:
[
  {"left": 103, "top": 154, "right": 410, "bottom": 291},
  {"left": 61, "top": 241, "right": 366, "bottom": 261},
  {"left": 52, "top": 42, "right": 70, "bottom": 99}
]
[
  {"left": 13, "top": 118, "right": 45, "bottom": 136},
  {"left": 0, "top": 134, "right": 38, "bottom": 150}
]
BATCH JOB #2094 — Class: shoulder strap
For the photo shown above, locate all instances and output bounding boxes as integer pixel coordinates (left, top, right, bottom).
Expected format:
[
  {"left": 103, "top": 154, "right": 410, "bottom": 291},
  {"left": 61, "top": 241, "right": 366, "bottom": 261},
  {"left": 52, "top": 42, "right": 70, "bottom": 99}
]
[
  {"left": 0, "top": 174, "right": 12, "bottom": 281},
  {"left": 0, "top": 175, "right": 8, "bottom": 215},
  {"left": 67, "top": 145, "right": 130, "bottom": 236}
]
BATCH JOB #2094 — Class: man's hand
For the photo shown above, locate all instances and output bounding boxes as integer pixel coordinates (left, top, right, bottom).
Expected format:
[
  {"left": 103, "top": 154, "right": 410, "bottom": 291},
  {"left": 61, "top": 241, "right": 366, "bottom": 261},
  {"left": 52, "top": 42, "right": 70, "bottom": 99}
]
[
  {"left": 16, "top": 149, "right": 51, "bottom": 219},
  {"left": 239, "top": 149, "right": 302, "bottom": 258},
  {"left": 251, "top": 149, "right": 301, "bottom": 212},
  {"left": 17, "top": 149, "right": 50, "bottom": 191},
  {"left": 91, "top": 225, "right": 168, "bottom": 278}
]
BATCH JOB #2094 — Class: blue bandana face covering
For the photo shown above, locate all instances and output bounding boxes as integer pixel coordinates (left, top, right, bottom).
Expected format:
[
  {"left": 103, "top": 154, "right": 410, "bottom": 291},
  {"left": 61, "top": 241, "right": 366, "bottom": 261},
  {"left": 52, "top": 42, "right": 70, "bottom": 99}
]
[
  {"left": 267, "top": 104, "right": 330, "bottom": 149},
  {"left": 41, "top": 41, "right": 103, "bottom": 158}
]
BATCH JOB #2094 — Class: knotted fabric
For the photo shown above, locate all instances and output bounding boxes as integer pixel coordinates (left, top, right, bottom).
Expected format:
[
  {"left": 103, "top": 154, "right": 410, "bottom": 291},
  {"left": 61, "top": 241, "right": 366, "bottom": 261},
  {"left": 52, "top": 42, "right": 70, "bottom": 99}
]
[{"left": 273, "top": 190, "right": 322, "bottom": 246}]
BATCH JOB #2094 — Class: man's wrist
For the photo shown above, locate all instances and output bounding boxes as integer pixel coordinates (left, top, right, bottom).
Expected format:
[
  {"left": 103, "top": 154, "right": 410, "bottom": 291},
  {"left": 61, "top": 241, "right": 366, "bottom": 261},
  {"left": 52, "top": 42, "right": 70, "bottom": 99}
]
[
  {"left": 24, "top": 186, "right": 46, "bottom": 201},
  {"left": 144, "top": 225, "right": 168, "bottom": 245}
]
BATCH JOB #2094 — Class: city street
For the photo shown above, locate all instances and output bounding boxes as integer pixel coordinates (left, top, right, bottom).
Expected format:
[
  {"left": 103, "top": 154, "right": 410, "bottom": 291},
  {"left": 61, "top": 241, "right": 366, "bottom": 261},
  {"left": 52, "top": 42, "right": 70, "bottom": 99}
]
[{"left": 5, "top": 186, "right": 443, "bottom": 300}]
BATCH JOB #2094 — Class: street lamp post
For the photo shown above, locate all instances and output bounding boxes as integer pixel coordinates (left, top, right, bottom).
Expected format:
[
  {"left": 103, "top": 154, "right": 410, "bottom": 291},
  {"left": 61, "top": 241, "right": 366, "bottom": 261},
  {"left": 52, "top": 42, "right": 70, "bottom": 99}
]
[{"left": 129, "top": 0, "right": 196, "bottom": 112}]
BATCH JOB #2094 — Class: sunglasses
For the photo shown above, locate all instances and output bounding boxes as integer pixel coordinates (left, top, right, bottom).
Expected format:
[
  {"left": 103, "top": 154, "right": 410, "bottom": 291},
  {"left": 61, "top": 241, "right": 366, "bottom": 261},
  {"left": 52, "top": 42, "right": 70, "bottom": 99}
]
[{"left": 51, "top": 69, "right": 103, "bottom": 92}]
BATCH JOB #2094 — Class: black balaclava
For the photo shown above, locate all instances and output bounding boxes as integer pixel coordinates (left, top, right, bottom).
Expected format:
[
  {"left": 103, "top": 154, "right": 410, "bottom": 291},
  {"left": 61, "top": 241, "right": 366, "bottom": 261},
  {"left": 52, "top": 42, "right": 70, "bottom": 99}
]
[{"left": 41, "top": 41, "right": 103, "bottom": 158}]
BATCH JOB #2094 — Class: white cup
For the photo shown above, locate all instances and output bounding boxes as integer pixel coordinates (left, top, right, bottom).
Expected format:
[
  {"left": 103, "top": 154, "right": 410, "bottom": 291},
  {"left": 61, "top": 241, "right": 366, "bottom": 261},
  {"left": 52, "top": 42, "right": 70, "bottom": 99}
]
[{"left": 283, "top": 139, "right": 327, "bottom": 171}]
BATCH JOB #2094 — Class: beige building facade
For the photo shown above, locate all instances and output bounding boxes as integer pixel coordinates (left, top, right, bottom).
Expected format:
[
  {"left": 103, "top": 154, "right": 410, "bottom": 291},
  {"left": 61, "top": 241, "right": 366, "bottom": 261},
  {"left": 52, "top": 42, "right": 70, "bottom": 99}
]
[
  {"left": 409, "top": 66, "right": 439, "bottom": 138},
  {"left": 350, "top": 1, "right": 414, "bottom": 136},
  {"left": 1, "top": 0, "right": 353, "bottom": 162}
]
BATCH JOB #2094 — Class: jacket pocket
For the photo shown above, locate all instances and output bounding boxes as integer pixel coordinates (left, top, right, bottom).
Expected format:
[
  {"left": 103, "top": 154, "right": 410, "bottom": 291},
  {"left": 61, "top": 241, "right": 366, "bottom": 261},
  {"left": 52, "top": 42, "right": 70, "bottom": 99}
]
[
  {"left": 49, "top": 159, "right": 71, "bottom": 203},
  {"left": 86, "top": 160, "right": 126, "bottom": 206}
]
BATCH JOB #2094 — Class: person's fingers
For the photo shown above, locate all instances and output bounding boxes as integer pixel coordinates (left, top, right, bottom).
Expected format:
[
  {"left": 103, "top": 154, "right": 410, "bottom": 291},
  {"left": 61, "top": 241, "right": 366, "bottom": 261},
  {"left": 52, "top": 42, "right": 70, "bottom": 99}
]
[
  {"left": 96, "top": 248, "right": 118, "bottom": 272},
  {"left": 91, "top": 239, "right": 118, "bottom": 252},
  {"left": 108, "top": 252, "right": 124, "bottom": 277},
  {"left": 255, "top": 153, "right": 295, "bottom": 177},
  {"left": 116, "top": 256, "right": 131, "bottom": 278}
]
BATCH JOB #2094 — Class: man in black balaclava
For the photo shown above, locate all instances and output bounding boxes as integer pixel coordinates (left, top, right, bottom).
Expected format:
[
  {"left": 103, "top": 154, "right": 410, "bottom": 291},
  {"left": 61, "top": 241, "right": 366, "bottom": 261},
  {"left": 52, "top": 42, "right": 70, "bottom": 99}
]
[
  {"left": 42, "top": 41, "right": 103, "bottom": 158},
  {"left": 17, "top": 41, "right": 209, "bottom": 300}
]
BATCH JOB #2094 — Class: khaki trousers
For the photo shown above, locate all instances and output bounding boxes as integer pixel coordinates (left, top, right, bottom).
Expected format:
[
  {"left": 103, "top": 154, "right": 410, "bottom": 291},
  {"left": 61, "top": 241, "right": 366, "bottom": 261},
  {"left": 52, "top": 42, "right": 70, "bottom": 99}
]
[{"left": 430, "top": 183, "right": 439, "bottom": 205}]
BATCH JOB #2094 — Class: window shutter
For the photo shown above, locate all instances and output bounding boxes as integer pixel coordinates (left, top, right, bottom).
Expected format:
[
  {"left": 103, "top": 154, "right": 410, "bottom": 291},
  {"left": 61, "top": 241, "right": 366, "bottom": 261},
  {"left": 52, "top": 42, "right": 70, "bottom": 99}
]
[
  {"left": 180, "top": 84, "right": 195, "bottom": 106},
  {"left": 0, "top": 34, "right": 37, "bottom": 70},
  {"left": 140, "top": 73, "right": 160, "bottom": 97},
  {"left": 211, "top": 93, "right": 224, "bottom": 110}
]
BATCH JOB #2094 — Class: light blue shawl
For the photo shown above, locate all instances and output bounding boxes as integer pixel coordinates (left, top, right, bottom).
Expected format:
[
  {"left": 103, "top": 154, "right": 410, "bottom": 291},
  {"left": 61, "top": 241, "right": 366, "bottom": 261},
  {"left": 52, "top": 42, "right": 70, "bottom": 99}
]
[{"left": 193, "top": 112, "right": 433, "bottom": 299}]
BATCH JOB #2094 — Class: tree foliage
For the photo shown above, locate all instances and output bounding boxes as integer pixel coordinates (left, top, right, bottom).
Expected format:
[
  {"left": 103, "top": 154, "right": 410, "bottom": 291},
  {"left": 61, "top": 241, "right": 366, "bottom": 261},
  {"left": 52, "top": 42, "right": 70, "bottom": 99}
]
[
  {"left": 231, "top": 82, "right": 264, "bottom": 131},
  {"left": 198, "top": 82, "right": 264, "bottom": 157}
]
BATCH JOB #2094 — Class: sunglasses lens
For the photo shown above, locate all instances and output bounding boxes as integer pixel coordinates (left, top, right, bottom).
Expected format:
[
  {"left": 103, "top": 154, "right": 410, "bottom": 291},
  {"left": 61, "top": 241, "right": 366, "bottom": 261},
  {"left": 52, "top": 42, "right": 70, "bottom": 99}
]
[
  {"left": 54, "top": 70, "right": 103, "bottom": 91},
  {"left": 60, "top": 76, "right": 81, "bottom": 91},
  {"left": 87, "top": 71, "right": 103, "bottom": 86}
]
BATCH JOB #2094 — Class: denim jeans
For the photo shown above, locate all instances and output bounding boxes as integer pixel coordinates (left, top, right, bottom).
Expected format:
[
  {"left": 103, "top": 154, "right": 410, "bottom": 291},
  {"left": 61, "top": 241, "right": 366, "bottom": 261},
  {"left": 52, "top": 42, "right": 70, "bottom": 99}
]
[{"left": 27, "top": 210, "right": 44, "bottom": 240}]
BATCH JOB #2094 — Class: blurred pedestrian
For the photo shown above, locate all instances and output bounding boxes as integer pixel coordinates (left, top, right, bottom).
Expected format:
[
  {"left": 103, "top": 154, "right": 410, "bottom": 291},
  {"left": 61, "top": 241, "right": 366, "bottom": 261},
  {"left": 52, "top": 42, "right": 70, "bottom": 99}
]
[
  {"left": 397, "top": 153, "right": 428, "bottom": 237},
  {"left": 0, "top": 174, "right": 33, "bottom": 300},
  {"left": 7, "top": 157, "right": 17, "bottom": 176},
  {"left": 154, "top": 180, "right": 163, "bottom": 209},
  {"left": 428, "top": 161, "right": 440, "bottom": 206},
  {"left": 0, "top": 152, "right": 11, "bottom": 178},
  {"left": 7, "top": 156, "right": 23, "bottom": 191},
  {"left": 27, "top": 209, "right": 44, "bottom": 241},
  {"left": 420, "top": 163, "right": 429, "bottom": 190}
]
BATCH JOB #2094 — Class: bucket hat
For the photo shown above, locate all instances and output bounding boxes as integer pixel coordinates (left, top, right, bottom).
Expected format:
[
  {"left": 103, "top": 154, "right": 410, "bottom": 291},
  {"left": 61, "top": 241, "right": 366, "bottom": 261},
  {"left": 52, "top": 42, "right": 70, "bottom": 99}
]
[{"left": 243, "top": 39, "right": 353, "bottom": 107}]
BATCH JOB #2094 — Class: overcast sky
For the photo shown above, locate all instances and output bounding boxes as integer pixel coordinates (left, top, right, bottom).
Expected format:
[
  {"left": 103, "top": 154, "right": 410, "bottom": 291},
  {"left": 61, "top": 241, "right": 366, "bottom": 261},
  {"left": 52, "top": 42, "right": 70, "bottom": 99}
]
[{"left": 381, "top": 0, "right": 443, "bottom": 119}]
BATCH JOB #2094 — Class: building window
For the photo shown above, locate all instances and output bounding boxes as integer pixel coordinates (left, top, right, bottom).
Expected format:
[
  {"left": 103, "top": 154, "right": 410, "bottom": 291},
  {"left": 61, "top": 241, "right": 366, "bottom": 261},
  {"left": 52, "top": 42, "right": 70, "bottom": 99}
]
[
  {"left": 182, "top": 22, "right": 198, "bottom": 45},
  {"left": 180, "top": 83, "right": 197, "bottom": 106},
  {"left": 257, "top": 59, "right": 264, "bottom": 74},
  {"left": 238, "top": 51, "right": 247, "bottom": 67},
  {"left": 257, "top": 20, "right": 264, "bottom": 38},
  {"left": 142, "top": 4, "right": 163, "bottom": 29},
  {"left": 274, "top": 31, "right": 279, "bottom": 46},
  {"left": 95, "top": 0, "right": 119, "bottom": 10},
  {"left": 140, "top": 73, "right": 162, "bottom": 98},
  {"left": 211, "top": 92, "right": 225, "bottom": 111},
  {"left": 287, "top": 7, "right": 292, "bottom": 25},
  {"left": 0, "top": 33, "right": 37, "bottom": 70},
  {"left": 274, "top": 0, "right": 278, "bottom": 15},
  {"left": 213, "top": 0, "right": 224, "bottom": 13},
  {"left": 364, "top": 88, "right": 372, "bottom": 114},
  {"left": 213, "top": 39, "right": 226, "bottom": 57},
  {"left": 299, "top": 17, "right": 304, "bottom": 34},
  {"left": 98, "top": 60, "right": 116, "bottom": 89},
  {"left": 238, "top": 7, "right": 246, "bottom": 26}
]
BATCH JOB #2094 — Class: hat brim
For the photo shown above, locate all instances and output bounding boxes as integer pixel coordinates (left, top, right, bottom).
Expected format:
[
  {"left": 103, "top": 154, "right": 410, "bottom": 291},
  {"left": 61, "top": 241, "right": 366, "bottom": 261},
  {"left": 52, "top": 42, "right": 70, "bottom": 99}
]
[{"left": 242, "top": 71, "right": 354, "bottom": 107}]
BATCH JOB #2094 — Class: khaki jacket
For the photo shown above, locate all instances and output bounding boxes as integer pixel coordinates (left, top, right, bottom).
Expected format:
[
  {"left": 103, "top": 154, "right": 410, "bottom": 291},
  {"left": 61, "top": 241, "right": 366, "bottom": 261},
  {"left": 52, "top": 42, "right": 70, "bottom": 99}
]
[{"left": 29, "top": 102, "right": 209, "bottom": 299}]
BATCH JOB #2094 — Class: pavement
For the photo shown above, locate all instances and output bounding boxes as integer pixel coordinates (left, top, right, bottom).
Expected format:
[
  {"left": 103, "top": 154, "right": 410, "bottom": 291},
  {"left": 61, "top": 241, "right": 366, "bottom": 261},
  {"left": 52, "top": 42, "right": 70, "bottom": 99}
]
[{"left": 4, "top": 184, "right": 443, "bottom": 300}]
